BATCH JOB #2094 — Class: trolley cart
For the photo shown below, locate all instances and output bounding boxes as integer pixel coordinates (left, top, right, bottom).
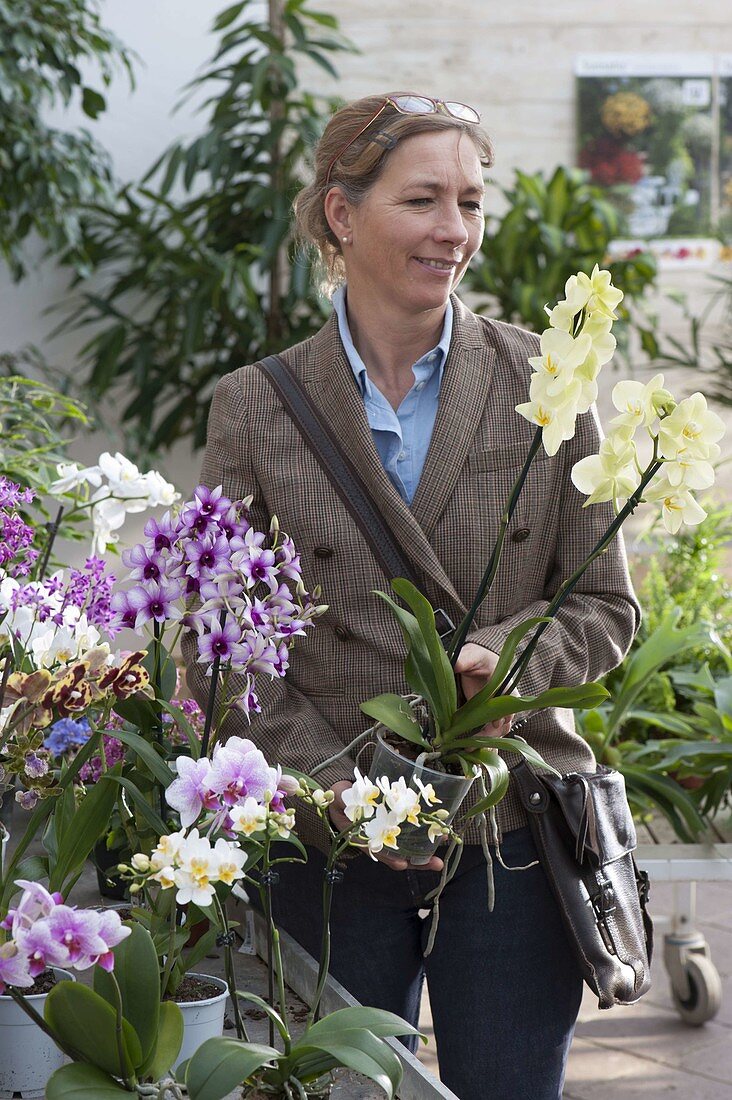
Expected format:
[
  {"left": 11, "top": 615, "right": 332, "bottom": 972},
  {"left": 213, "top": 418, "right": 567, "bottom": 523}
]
[{"left": 636, "top": 842, "right": 732, "bottom": 1026}]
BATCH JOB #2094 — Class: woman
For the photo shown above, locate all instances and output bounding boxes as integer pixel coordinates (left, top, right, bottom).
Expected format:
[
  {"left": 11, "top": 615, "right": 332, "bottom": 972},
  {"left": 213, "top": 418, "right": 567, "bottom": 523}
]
[{"left": 186, "top": 93, "right": 640, "bottom": 1099}]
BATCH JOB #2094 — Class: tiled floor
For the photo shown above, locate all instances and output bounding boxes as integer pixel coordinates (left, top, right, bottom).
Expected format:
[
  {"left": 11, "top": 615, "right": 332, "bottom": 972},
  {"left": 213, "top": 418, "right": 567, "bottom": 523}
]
[{"left": 417, "top": 879, "right": 732, "bottom": 1098}]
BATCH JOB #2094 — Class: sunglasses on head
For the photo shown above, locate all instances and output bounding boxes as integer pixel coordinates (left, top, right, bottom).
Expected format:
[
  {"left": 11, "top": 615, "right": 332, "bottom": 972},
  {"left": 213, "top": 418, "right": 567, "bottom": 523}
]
[{"left": 324, "top": 94, "right": 481, "bottom": 188}]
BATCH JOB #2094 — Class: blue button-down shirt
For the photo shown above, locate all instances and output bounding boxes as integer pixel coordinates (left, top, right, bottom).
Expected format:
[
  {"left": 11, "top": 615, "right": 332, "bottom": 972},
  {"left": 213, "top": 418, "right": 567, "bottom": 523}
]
[{"left": 332, "top": 286, "right": 452, "bottom": 504}]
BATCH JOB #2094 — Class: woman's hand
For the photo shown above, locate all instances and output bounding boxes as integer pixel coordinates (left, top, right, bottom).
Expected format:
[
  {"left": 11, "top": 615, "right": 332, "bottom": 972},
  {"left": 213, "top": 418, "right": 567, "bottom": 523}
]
[
  {"left": 453, "top": 642, "right": 514, "bottom": 737},
  {"left": 328, "top": 781, "right": 444, "bottom": 872}
]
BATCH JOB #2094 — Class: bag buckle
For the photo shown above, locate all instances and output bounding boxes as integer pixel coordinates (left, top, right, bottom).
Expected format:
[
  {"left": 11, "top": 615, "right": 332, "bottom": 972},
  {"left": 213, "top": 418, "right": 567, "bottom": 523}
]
[
  {"left": 434, "top": 608, "right": 455, "bottom": 642},
  {"left": 636, "top": 867, "right": 651, "bottom": 907},
  {"left": 592, "top": 877, "right": 616, "bottom": 918},
  {"left": 592, "top": 877, "right": 617, "bottom": 955}
]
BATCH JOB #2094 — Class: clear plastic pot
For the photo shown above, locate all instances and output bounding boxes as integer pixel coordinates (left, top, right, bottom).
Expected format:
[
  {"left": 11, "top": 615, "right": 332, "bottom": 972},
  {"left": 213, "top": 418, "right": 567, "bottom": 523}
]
[{"left": 368, "top": 731, "right": 475, "bottom": 865}]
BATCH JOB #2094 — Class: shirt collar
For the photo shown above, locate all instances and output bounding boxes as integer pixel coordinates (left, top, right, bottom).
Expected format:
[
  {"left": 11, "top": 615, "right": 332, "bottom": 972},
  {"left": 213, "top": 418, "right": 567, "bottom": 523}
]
[{"left": 331, "top": 285, "right": 453, "bottom": 399}]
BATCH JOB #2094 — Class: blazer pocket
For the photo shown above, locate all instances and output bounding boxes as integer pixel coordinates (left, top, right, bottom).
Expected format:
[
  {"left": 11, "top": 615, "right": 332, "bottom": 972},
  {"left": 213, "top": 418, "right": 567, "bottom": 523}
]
[{"left": 468, "top": 442, "right": 550, "bottom": 472}]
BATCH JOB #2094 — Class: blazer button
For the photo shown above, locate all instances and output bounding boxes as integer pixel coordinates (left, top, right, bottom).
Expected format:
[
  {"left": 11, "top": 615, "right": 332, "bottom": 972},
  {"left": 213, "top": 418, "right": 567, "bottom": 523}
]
[
  {"left": 511, "top": 527, "right": 531, "bottom": 544},
  {"left": 333, "top": 625, "right": 350, "bottom": 642},
  {"left": 313, "top": 545, "right": 334, "bottom": 559}
]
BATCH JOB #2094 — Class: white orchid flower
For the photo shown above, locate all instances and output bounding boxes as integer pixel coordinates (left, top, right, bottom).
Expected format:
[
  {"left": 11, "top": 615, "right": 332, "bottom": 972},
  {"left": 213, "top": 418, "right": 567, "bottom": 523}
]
[
  {"left": 658, "top": 393, "right": 726, "bottom": 462},
  {"left": 229, "top": 796, "right": 268, "bottom": 837},
  {"left": 376, "top": 775, "right": 421, "bottom": 825},
  {"left": 578, "top": 264, "right": 624, "bottom": 320},
  {"left": 152, "top": 865, "right": 177, "bottom": 890},
  {"left": 143, "top": 470, "right": 180, "bottom": 508},
  {"left": 212, "top": 838, "right": 246, "bottom": 886},
  {"left": 571, "top": 430, "right": 640, "bottom": 508},
  {"left": 515, "top": 373, "right": 581, "bottom": 456},
  {"left": 49, "top": 461, "right": 103, "bottom": 495},
  {"left": 611, "top": 374, "right": 670, "bottom": 432},
  {"left": 414, "top": 776, "right": 441, "bottom": 806},
  {"left": 663, "top": 444, "right": 719, "bottom": 491},
  {"left": 545, "top": 275, "right": 591, "bottom": 331},
  {"left": 341, "top": 767, "right": 381, "bottom": 822},
  {"left": 150, "top": 830, "right": 187, "bottom": 871},
  {"left": 645, "top": 476, "right": 707, "bottom": 535},
  {"left": 527, "top": 329, "right": 593, "bottom": 396},
  {"left": 174, "top": 830, "right": 222, "bottom": 907},
  {"left": 362, "top": 804, "right": 402, "bottom": 856}
]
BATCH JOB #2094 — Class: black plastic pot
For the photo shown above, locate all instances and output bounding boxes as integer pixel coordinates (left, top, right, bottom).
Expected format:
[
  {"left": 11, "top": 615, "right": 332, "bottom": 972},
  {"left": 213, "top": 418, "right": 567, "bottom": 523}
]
[{"left": 92, "top": 838, "right": 130, "bottom": 901}]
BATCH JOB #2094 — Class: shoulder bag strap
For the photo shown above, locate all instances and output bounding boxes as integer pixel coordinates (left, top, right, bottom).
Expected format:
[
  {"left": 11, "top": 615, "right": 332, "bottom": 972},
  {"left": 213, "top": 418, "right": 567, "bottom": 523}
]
[{"left": 255, "top": 353, "right": 455, "bottom": 640}]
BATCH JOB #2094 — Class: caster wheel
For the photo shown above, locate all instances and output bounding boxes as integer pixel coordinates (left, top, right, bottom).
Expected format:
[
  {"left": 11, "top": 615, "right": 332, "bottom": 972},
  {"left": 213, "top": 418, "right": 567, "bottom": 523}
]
[{"left": 671, "top": 954, "right": 722, "bottom": 1026}]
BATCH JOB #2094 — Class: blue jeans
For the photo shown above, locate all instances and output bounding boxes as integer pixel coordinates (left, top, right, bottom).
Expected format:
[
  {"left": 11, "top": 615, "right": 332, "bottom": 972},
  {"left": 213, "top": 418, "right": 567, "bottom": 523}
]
[{"left": 256, "top": 827, "right": 583, "bottom": 1100}]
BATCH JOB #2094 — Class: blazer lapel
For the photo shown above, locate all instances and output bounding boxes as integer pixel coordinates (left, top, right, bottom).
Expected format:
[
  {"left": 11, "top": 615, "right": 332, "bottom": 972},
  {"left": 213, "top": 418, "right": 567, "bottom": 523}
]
[
  {"left": 293, "top": 304, "right": 495, "bottom": 613},
  {"left": 410, "top": 296, "right": 497, "bottom": 535}
]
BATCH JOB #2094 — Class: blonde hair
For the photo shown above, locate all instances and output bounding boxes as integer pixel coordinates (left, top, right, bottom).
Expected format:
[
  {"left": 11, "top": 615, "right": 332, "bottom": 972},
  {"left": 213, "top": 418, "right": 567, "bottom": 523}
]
[{"left": 293, "top": 94, "right": 494, "bottom": 295}]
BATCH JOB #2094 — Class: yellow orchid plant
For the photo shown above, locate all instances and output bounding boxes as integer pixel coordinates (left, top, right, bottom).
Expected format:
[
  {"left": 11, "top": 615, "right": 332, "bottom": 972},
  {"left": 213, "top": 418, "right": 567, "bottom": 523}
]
[{"left": 361, "top": 264, "right": 726, "bottom": 856}]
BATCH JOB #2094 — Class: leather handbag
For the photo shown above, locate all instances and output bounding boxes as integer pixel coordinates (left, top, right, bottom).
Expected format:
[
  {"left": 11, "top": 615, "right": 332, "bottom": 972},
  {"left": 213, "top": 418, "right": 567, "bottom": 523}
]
[
  {"left": 513, "top": 758, "right": 653, "bottom": 1007},
  {"left": 256, "top": 351, "right": 654, "bottom": 1009}
]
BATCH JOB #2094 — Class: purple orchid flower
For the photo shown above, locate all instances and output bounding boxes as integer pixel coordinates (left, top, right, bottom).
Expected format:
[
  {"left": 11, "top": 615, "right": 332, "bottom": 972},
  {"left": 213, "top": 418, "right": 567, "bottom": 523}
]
[
  {"left": 122, "top": 543, "right": 167, "bottom": 583},
  {"left": 238, "top": 633, "right": 280, "bottom": 678},
  {"left": 179, "top": 485, "right": 232, "bottom": 536},
  {"left": 275, "top": 536, "right": 302, "bottom": 581},
  {"left": 9, "top": 880, "right": 61, "bottom": 935},
  {"left": 208, "top": 737, "right": 279, "bottom": 807},
  {"left": 196, "top": 618, "right": 246, "bottom": 666},
  {"left": 219, "top": 503, "right": 250, "bottom": 540},
  {"left": 184, "top": 531, "right": 231, "bottom": 580},
  {"left": 144, "top": 512, "right": 177, "bottom": 553},
  {"left": 14, "top": 921, "right": 69, "bottom": 977},
  {"left": 109, "top": 590, "right": 137, "bottom": 631},
  {"left": 45, "top": 906, "right": 129, "bottom": 971},
  {"left": 0, "top": 941, "right": 33, "bottom": 993},
  {"left": 165, "top": 756, "right": 217, "bottom": 827},
  {"left": 127, "top": 579, "right": 184, "bottom": 628},
  {"left": 94, "top": 909, "right": 132, "bottom": 971}
]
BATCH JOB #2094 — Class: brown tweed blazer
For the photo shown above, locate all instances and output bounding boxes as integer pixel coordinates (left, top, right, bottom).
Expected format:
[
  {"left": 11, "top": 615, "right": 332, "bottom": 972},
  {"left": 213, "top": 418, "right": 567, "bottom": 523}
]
[{"left": 184, "top": 294, "right": 640, "bottom": 852}]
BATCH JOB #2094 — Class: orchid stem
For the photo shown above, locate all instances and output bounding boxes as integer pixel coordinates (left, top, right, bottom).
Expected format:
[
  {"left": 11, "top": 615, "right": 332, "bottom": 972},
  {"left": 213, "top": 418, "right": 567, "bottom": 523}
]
[
  {"left": 36, "top": 504, "right": 64, "bottom": 580},
  {"left": 214, "top": 894, "right": 249, "bottom": 1041},
  {"left": 201, "top": 609, "right": 227, "bottom": 758},
  {"left": 449, "top": 427, "right": 543, "bottom": 665},
  {"left": 499, "top": 458, "right": 663, "bottom": 697}
]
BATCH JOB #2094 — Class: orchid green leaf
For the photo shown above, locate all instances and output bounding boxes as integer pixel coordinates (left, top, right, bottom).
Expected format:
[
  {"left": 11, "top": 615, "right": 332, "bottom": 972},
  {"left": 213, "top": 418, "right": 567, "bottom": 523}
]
[
  {"left": 442, "top": 682, "right": 609, "bottom": 741},
  {"left": 94, "top": 922, "right": 160, "bottom": 1067},
  {"left": 45, "top": 982, "right": 142, "bottom": 1079},
  {"left": 359, "top": 694, "right": 430, "bottom": 749},
  {"left": 49, "top": 772, "right": 118, "bottom": 894},
  {"left": 391, "top": 578, "right": 457, "bottom": 723},
  {"left": 374, "top": 589, "right": 441, "bottom": 717},
  {"left": 476, "top": 616, "right": 552, "bottom": 698},
  {"left": 45, "top": 1063, "right": 131, "bottom": 1097},
  {"left": 298, "top": 1031, "right": 403, "bottom": 1100},
  {"left": 141, "top": 1001, "right": 184, "bottom": 1082},
  {"left": 185, "top": 1038, "right": 279, "bottom": 1100}
]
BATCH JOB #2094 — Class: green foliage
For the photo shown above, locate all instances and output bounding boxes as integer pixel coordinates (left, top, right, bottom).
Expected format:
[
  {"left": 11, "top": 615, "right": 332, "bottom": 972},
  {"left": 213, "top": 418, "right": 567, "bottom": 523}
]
[
  {"left": 186, "top": 1005, "right": 417, "bottom": 1100},
  {"left": 576, "top": 523, "right": 732, "bottom": 839},
  {"left": 44, "top": 924, "right": 184, "bottom": 1094},
  {"left": 463, "top": 165, "right": 658, "bottom": 361},
  {"left": 0, "top": 0, "right": 135, "bottom": 279},
  {"left": 362, "top": 579, "right": 607, "bottom": 780},
  {"left": 57, "top": 0, "right": 355, "bottom": 456}
]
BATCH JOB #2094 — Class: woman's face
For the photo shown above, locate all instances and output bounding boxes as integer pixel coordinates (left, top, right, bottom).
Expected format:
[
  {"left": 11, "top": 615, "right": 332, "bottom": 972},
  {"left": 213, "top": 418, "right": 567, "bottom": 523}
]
[{"left": 340, "top": 128, "right": 485, "bottom": 318}]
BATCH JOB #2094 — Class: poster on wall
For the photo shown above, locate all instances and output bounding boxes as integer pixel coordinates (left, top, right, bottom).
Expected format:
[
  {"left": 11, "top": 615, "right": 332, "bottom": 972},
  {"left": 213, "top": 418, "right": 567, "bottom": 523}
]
[{"left": 575, "top": 54, "right": 719, "bottom": 266}]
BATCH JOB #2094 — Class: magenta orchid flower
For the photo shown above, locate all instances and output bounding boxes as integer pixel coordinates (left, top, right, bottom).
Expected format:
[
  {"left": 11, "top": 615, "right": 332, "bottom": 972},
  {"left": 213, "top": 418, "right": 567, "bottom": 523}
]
[
  {"left": 165, "top": 756, "right": 216, "bottom": 827},
  {"left": 0, "top": 941, "right": 33, "bottom": 993}
]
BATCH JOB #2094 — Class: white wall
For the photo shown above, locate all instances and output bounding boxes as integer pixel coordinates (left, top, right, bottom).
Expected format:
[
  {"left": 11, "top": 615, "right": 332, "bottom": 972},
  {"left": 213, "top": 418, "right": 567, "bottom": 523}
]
[{"left": 1, "top": 1, "right": 731, "bottom": 517}]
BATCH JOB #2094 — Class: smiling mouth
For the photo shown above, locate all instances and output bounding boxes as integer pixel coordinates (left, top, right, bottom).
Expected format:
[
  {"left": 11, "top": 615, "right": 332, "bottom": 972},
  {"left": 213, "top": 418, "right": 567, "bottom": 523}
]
[{"left": 415, "top": 257, "right": 460, "bottom": 271}]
